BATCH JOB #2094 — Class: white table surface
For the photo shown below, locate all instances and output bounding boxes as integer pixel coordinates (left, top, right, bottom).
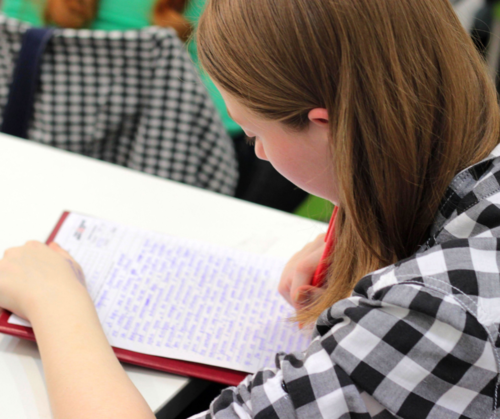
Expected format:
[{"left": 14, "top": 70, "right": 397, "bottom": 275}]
[{"left": 0, "top": 133, "right": 327, "bottom": 418}]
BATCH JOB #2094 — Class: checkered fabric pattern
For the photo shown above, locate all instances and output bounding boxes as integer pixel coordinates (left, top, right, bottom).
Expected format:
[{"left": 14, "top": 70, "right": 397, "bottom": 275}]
[
  {"left": 0, "top": 15, "right": 238, "bottom": 195},
  {"left": 192, "top": 145, "right": 500, "bottom": 418}
]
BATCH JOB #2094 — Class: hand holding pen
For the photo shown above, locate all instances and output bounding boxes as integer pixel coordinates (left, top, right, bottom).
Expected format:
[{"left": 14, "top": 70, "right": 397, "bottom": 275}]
[{"left": 278, "top": 207, "right": 338, "bottom": 309}]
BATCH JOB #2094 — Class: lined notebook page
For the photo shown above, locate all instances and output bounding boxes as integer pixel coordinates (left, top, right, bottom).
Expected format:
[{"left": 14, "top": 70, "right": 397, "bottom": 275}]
[{"left": 10, "top": 213, "right": 311, "bottom": 373}]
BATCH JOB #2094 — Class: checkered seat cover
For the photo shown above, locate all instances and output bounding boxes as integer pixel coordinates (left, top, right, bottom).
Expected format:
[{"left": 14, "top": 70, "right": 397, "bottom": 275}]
[{"left": 0, "top": 15, "right": 238, "bottom": 195}]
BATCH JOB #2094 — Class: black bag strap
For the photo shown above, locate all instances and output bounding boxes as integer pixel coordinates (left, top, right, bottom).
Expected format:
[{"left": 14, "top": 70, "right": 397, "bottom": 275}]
[{"left": 1, "top": 27, "right": 55, "bottom": 139}]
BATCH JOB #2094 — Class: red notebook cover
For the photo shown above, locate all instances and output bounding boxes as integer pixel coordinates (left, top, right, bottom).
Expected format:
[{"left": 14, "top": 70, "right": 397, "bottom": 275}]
[{"left": 0, "top": 211, "right": 248, "bottom": 387}]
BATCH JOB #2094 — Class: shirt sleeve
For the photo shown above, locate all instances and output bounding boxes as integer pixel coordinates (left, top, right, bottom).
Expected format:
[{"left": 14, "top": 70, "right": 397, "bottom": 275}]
[{"left": 190, "top": 282, "right": 498, "bottom": 418}]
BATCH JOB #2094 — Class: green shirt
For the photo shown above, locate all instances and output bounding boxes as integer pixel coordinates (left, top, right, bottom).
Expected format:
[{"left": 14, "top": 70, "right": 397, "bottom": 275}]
[{"left": 1, "top": 0, "right": 242, "bottom": 137}]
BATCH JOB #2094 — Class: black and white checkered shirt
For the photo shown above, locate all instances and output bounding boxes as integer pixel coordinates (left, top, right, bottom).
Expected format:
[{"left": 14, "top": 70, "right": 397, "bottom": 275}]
[
  {"left": 0, "top": 15, "right": 238, "bottom": 195},
  {"left": 194, "top": 144, "right": 500, "bottom": 418}
]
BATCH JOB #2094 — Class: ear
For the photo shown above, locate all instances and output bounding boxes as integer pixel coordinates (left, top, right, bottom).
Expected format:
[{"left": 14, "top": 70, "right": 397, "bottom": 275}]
[{"left": 308, "top": 108, "right": 329, "bottom": 127}]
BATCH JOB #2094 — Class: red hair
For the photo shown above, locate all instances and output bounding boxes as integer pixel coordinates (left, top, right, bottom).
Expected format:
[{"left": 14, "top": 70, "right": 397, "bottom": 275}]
[{"left": 44, "top": 0, "right": 192, "bottom": 41}]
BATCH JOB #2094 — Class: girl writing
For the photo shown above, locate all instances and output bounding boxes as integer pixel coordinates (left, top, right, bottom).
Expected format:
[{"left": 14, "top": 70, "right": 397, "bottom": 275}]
[{"left": 1, "top": 0, "right": 500, "bottom": 417}]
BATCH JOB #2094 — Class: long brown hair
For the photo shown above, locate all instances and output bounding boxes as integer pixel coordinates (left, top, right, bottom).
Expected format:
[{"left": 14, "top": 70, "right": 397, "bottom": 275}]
[
  {"left": 44, "top": 0, "right": 192, "bottom": 41},
  {"left": 198, "top": 0, "right": 500, "bottom": 324}
]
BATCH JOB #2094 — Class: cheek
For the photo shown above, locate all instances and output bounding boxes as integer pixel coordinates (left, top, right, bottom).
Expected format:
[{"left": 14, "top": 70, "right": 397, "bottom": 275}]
[{"left": 270, "top": 147, "right": 338, "bottom": 202}]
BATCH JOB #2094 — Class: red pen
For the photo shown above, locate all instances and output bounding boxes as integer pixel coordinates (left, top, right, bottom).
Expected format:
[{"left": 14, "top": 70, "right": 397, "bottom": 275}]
[{"left": 311, "top": 206, "right": 338, "bottom": 287}]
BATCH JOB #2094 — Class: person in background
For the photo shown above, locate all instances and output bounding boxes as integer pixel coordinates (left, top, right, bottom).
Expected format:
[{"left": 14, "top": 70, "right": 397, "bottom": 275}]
[
  {"left": 2, "top": 0, "right": 309, "bottom": 212},
  {"left": 2, "top": 0, "right": 191, "bottom": 37}
]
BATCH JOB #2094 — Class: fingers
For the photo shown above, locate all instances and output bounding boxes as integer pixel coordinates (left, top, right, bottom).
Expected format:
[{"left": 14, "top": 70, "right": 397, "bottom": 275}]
[
  {"left": 48, "top": 242, "right": 72, "bottom": 258},
  {"left": 0, "top": 240, "right": 89, "bottom": 320},
  {"left": 278, "top": 233, "right": 327, "bottom": 308},
  {"left": 49, "top": 242, "right": 78, "bottom": 265},
  {"left": 290, "top": 245, "right": 325, "bottom": 308},
  {"left": 2, "top": 246, "right": 18, "bottom": 259},
  {"left": 3, "top": 241, "right": 42, "bottom": 260},
  {"left": 7, "top": 241, "right": 85, "bottom": 288},
  {"left": 277, "top": 273, "right": 293, "bottom": 307},
  {"left": 49, "top": 243, "right": 86, "bottom": 287}
]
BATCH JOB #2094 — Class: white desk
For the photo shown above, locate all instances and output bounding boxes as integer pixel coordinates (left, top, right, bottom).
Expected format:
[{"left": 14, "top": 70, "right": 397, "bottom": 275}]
[{"left": 0, "top": 133, "right": 327, "bottom": 418}]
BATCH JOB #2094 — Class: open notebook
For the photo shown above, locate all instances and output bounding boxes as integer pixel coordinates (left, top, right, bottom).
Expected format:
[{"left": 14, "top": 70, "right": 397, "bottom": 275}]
[{"left": 0, "top": 212, "right": 311, "bottom": 386}]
